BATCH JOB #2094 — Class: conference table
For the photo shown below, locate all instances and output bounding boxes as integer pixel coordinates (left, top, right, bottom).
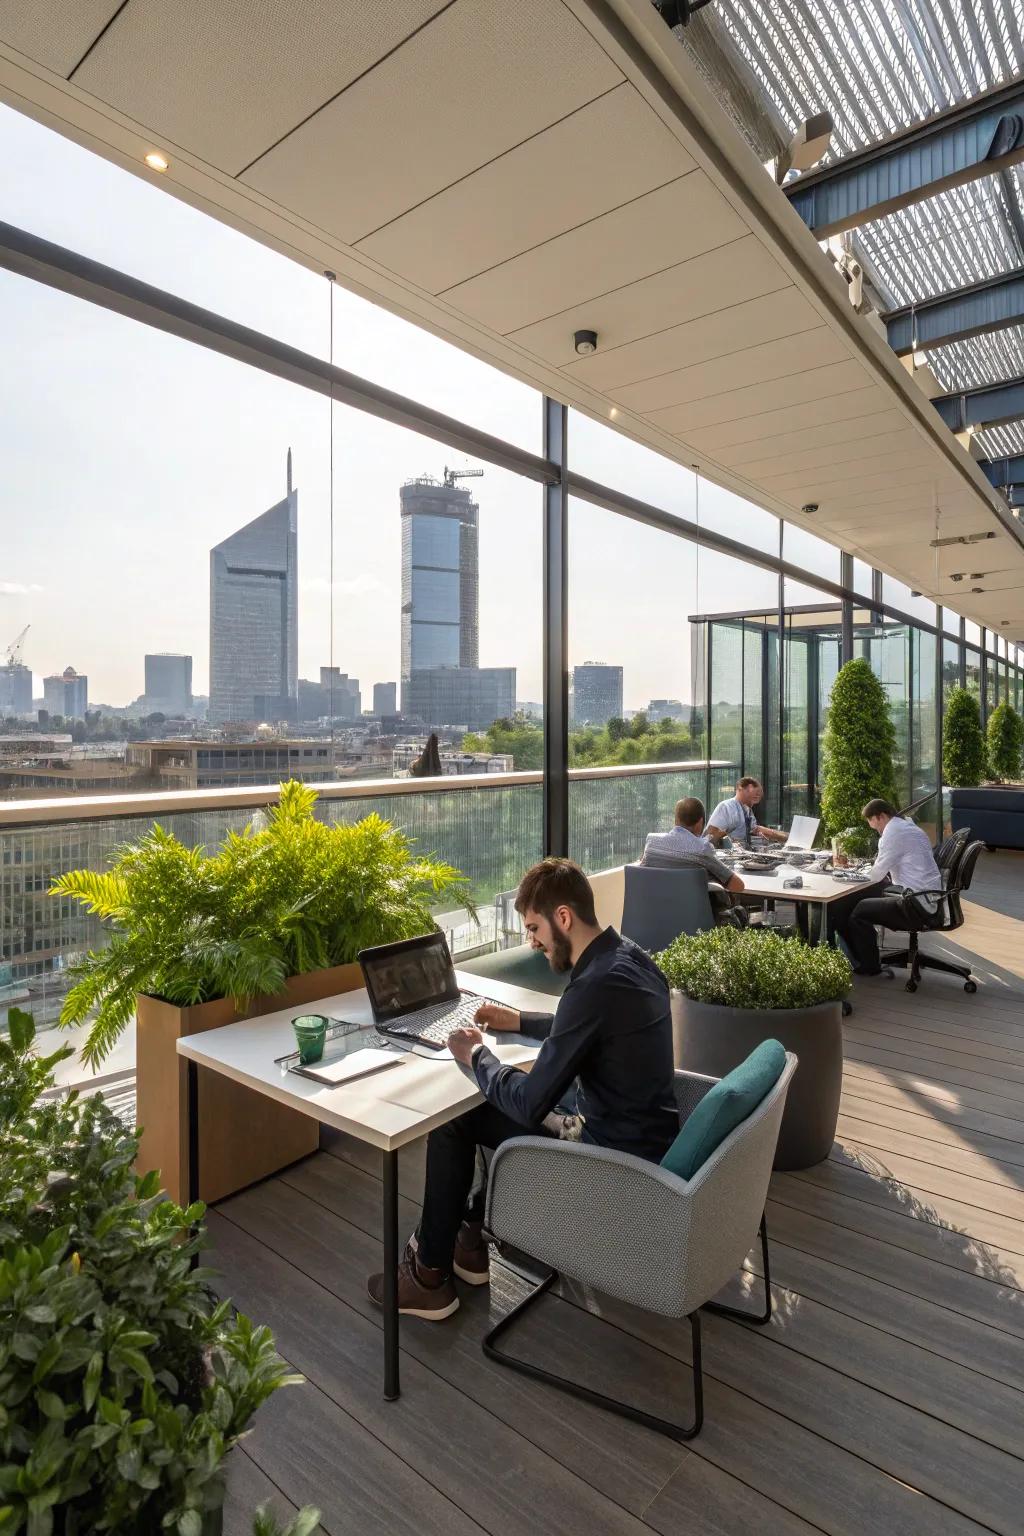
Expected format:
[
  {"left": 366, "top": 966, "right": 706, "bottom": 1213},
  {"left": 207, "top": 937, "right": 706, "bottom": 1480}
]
[
  {"left": 177, "top": 971, "right": 548, "bottom": 1403},
  {"left": 725, "top": 857, "right": 880, "bottom": 942}
]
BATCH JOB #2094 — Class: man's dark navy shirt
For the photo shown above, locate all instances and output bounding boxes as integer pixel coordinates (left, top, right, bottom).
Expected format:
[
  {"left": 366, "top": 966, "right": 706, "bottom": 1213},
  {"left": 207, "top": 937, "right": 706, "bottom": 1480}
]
[{"left": 471, "top": 928, "right": 677, "bottom": 1163}]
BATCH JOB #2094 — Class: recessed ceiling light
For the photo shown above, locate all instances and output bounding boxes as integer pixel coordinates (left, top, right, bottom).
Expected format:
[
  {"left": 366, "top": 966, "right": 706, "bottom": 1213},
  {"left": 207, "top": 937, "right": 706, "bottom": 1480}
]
[
  {"left": 144, "top": 151, "right": 169, "bottom": 172},
  {"left": 609, "top": 407, "right": 619, "bottom": 419}
]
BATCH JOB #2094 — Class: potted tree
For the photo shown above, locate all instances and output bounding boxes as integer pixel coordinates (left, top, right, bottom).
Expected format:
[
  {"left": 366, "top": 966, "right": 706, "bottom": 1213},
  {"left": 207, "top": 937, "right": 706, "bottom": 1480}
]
[
  {"left": 52, "top": 782, "right": 470, "bottom": 1202},
  {"left": 656, "top": 927, "right": 851, "bottom": 1169},
  {"left": 943, "top": 688, "right": 986, "bottom": 788},
  {"left": 820, "top": 658, "right": 898, "bottom": 851},
  {"left": 986, "top": 701, "right": 1024, "bottom": 784},
  {"left": 0, "top": 1007, "right": 320, "bottom": 1536}
]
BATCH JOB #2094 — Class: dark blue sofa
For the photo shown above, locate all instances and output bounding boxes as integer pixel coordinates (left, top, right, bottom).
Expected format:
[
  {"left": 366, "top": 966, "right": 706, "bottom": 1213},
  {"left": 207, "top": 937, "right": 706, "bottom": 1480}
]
[{"left": 950, "top": 786, "right": 1024, "bottom": 850}]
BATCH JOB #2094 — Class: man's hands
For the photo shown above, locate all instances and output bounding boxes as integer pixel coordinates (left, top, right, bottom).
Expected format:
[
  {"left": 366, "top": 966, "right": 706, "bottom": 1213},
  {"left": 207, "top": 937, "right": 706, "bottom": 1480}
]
[
  {"left": 448, "top": 1025, "right": 484, "bottom": 1066},
  {"left": 474, "top": 1002, "right": 520, "bottom": 1032}
]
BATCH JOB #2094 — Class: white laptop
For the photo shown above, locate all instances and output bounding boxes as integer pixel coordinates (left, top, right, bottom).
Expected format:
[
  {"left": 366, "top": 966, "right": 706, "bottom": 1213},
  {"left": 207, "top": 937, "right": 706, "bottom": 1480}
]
[{"left": 784, "top": 814, "right": 820, "bottom": 851}]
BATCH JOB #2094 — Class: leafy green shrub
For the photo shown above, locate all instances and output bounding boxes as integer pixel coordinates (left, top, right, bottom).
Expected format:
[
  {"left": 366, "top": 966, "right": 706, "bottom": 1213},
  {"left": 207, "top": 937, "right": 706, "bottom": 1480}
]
[
  {"left": 655, "top": 928, "right": 851, "bottom": 1010},
  {"left": 0, "top": 1007, "right": 309, "bottom": 1536},
  {"left": 820, "top": 659, "right": 898, "bottom": 838},
  {"left": 986, "top": 702, "right": 1024, "bottom": 783},
  {"left": 942, "top": 688, "right": 985, "bottom": 788},
  {"left": 53, "top": 781, "right": 472, "bottom": 1068},
  {"left": 832, "top": 824, "right": 875, "bottom": 860}
]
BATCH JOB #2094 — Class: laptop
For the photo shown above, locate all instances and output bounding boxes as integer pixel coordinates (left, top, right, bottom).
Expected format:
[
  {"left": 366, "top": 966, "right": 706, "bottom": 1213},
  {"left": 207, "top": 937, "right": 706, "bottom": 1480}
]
[
  {"left": 784, "top": 814, "right": 820, "bottom": 851},
  {"left": 357, "top": 932, "right": 496, "bottom": 1051}
]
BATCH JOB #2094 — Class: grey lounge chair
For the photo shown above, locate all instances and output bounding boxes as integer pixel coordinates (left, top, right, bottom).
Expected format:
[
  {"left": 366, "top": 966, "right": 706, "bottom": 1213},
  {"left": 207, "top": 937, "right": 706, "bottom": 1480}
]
[
  {"left": 621, "top": 863, "right": 715, "bottom": 951},
  {"left": 483, "top": 1054, "right": 797, "bottom": 1441}
]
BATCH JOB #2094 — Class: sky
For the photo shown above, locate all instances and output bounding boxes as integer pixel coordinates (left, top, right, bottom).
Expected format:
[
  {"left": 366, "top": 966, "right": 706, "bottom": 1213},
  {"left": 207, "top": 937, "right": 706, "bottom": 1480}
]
[{"left": 1, "top": 102, "right": 845, "bottom": 713}]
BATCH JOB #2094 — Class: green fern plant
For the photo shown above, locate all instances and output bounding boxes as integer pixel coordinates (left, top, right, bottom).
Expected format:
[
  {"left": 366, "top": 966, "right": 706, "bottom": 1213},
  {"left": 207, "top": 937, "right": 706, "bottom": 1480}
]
[{"left": 52, "top": 782, "right": 473, "bottom": 1069}]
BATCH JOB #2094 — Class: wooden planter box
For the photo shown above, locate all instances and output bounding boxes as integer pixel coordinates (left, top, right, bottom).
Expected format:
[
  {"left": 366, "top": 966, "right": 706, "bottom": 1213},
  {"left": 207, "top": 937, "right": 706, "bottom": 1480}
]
[{"left": 135, "top": 961, "right": 363, "bottom": 1205}]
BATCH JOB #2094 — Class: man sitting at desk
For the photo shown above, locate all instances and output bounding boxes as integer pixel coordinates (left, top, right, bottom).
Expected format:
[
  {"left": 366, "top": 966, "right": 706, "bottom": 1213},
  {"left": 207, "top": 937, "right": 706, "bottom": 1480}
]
[
  {"left": 367, "top": 858, "right": 677, "bottom": 1322},
  {"left": 833, "top": 799, "right": 942, "bottom": 975},
  {"left": 640, "top": 796, "right": 747, "bottom": 924},
  {"left": 706, "top": 776, "right": 788, "bottom": 848}
]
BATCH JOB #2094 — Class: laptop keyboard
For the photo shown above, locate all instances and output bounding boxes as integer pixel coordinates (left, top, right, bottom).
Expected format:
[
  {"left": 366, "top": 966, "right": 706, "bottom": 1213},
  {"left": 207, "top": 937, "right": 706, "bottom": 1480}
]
[{"left": 380, "top": 994, "right": 496, "bottom": 1048}]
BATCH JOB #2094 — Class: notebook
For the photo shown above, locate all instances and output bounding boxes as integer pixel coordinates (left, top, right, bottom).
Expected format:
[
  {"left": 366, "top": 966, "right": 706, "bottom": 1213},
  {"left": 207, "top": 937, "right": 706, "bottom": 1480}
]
[{"left": 290, "top": 1047, "right": 404, "bottom": 1088}]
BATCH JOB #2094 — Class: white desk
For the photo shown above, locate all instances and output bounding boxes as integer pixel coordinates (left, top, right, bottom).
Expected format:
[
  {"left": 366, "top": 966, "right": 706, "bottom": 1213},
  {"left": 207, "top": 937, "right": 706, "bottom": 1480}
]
[
  {"left": 734, "top": 861, "right": 879, "bottom": 930},
  {"left": 177, "top": 969, "right": 550, "bottom": 1402}
]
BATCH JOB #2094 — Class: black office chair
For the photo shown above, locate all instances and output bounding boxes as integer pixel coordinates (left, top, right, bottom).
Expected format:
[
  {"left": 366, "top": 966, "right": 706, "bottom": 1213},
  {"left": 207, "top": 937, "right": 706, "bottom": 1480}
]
[
  {"left": 881, "top": 839, "right": 985, "bottom": 994},
  {"left": 933, "top": 825, "right": 970, "bottom": 874}
]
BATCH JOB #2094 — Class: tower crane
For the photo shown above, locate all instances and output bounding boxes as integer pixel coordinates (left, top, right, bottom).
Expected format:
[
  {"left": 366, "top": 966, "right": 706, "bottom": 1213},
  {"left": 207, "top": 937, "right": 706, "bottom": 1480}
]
[
  {"left": 5, "top": 625, "right": 29, "bottom": 667},
  {"left": 443, "top": 466, "right": 484, "bottom": 488}
]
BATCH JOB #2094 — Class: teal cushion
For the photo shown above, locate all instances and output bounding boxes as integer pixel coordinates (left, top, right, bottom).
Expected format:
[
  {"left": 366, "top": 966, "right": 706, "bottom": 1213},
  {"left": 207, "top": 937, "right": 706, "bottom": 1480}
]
[{"left": 661, "top": 1040, "right": 787, "bottom": 1180}]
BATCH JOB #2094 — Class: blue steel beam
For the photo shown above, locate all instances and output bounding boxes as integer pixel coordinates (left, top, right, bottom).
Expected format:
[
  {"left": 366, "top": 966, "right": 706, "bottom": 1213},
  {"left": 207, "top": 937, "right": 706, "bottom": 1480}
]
[
  {"left": 980, "top": 454, "right": 1024, "bottom": 489},
  {"left": 886, "top": 266, "right": 1024, "bottom": 354},
  {"left": 933, "top": 374, "right": 1024, "bottom": 432},
  {"left": 785, "top": 77, "right": 1024, "bottom": 237}
]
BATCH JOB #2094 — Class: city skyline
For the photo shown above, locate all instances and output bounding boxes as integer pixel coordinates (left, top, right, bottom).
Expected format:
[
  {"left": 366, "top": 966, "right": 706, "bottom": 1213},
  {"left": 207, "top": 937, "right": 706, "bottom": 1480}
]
[{"left": 2, "top": 100, "right": 819, "bottom": 719}]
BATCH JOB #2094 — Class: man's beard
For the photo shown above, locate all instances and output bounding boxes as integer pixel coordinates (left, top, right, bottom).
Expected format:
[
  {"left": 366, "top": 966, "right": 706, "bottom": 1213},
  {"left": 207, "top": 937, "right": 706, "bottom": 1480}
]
[{"left": 545, "top": 929, "right": 573, "bottom": 973}]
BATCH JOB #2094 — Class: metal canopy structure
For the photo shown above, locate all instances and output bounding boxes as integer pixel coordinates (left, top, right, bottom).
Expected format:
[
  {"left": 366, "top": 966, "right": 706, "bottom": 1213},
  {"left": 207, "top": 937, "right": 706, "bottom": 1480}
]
[{"left": 705, "top": 0, "right": 1024, "bottom": 462}]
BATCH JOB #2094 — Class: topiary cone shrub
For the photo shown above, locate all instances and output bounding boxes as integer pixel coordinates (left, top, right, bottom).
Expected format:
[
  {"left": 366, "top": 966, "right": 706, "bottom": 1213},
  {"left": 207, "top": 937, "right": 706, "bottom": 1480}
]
[
  {"left": 820, "top": 658, "right": 898, "bottom": 838},
  {"left": 942, "top": 688, "right": 986, "bottom": 787},
  {"left": 986, "top": 701, "right": 1024, "bottom": 783}
]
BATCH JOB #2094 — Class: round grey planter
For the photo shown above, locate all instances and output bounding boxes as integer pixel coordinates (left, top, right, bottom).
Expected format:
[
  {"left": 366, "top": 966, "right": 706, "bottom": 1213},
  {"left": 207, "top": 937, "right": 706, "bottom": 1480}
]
[{"left": 671, "top": 992, "right": 843, "bottom": 1170}]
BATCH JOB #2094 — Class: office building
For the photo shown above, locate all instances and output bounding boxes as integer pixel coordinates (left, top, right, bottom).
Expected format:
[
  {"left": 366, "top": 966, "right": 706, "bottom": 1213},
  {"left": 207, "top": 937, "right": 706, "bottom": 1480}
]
[
  {"left": 296, "top": 667, "right": 361, "bottom": 722},
  {"left": 400, "top": 476, "right": 478, "bottom": 712},
  {"left": 144, "top": 653, "right": 193, "bottom": 713},
  {"left": 572, "top": 663, "right": 623, "bottom": 728},
  {"left": 209, "top": 452, "right": 298, "bottom": 723},
  {"left": 42, "top": 667, "right": 88, "bottom": 721},
  {"left": 402, "top": 666, "right": 515, "bottom": 731},
  {"left": 373, "top": 681, "right": 397, "bottom": 716},
  {"left": 0, "top": 664, "right": 33, "bottom": 717},
  {"left": 126, "top": 738, "right": 334, "bottom": 789},
  {"left": 647, "top": 698, "right": 688, "bottom": 722}
]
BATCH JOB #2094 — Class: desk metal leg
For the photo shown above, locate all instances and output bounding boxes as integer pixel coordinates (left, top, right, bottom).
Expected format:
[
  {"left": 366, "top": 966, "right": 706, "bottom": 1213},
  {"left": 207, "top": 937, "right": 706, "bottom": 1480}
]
[{"left": 382, "top": 1148, "right": 400, "bottom": 1401}]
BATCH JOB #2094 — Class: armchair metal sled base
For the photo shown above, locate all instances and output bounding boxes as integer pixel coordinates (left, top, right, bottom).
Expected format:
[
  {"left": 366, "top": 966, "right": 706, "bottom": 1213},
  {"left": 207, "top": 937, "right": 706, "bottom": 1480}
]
[{"left": 482, "top": 1215, "right": 773, "bottom": 1442}]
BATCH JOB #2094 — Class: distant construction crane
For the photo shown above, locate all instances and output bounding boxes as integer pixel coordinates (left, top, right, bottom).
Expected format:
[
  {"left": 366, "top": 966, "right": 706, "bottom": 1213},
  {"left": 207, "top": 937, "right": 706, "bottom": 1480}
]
[
  {"left": 5, "top": 625, "right": 29, "bottom": 667},
  {"left": 443, "top": 465, "right": 484, "bottom": 488}
]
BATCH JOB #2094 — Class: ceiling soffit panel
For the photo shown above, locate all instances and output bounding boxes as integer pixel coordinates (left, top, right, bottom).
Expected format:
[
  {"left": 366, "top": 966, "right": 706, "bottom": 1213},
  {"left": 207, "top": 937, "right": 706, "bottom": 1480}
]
[
  {"left": 0, "top": 2, "right": 121, "bottom": 77},
  {"left": 650, "top": 358, "right": 872, "bottom": 433},
  {"left": 241, "top": 0, "right": 622, "bottom": 243},
  {"left": 355, "top": 83, "right": 693, "bottom": 295},
  {"left": 442, "top": 166, "right": 743, "bottom": 330},
  {"left": 716, "top": 411, "right": 910, "bottom": 467},
  {"left": 729, "top": 428, "right": 923, "bottom": 481},
  {"left": 610, "top": 328, "right": 851, "bottom": 411},
  {"left": 759, "top": 462, "right": 939, "bottom": 500},
  {"left": 683, "top": 384, "right": 889, "bottom": 451},
  {"left": 561, "top": 285, "right": 818, "bottom": 392},
  {"left": 74, "top": 0, "right": 452, "bottom": 175},
  {"left": 509, "top": 233, "right": 789, "bottom": 364}
]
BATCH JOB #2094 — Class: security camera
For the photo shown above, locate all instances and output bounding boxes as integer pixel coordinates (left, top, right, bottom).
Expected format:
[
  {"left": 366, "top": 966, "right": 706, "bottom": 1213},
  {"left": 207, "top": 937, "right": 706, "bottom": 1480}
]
[
  {"left": 801, "top": 502, "right": 819, "bottom": 515},
  {"left": 573, "top": 329, "right": 598, "bottom": 356}
]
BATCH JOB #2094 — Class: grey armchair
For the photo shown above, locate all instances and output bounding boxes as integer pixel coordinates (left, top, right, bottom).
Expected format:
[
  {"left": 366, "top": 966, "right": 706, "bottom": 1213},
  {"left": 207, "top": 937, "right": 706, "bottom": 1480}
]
[{"left": 483, "top": 1054, "right": 797, "bottom": 1441}]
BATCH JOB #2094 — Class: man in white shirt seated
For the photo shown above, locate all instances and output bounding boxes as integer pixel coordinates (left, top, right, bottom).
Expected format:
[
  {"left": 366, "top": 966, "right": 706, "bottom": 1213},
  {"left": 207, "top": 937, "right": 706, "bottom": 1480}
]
[
  {"left": 705, "top": 776, "right": 788, "bottom": 848},
  {"left": 834, "top": 798, "right": 943, "bottom": 976},
  {"left": 640, "top": 797, "right": 746, "bottom": 924}
]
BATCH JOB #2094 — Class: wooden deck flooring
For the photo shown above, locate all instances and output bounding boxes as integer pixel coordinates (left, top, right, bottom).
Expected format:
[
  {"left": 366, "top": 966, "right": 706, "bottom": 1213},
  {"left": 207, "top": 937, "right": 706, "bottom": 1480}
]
[{"left": 218, "top": 853, "right": 1024, "bottom": 1536}]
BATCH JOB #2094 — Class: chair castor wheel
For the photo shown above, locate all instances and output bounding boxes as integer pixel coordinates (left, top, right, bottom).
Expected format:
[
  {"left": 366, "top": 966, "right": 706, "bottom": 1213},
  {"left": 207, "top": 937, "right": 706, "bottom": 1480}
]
[
  {"left": 905, "top": 980, "right": 918, "bottom": 993},
  {"left": 964, "top": 979, "right": 977, "bottom": 994},
  {"left": 842, "top": 1000, "right": 853, "bottom": 1017}
]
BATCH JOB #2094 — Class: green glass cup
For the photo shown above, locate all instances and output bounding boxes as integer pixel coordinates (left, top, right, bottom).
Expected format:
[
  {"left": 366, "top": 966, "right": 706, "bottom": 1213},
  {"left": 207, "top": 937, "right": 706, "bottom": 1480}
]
[{"left": 292, "top": 1014, "right": 328, "bottom": 1065}]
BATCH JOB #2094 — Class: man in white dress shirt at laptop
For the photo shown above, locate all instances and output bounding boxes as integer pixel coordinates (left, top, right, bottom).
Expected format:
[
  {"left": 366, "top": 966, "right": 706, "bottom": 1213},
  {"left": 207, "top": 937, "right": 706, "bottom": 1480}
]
[{"left": 834, "top": 798, "right": 942, "bottom": 975}]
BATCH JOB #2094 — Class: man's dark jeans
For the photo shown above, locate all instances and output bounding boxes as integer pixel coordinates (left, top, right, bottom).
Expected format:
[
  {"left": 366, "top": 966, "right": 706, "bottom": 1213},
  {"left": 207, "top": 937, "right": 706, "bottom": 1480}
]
[
  {"left": 839, "top": 891, "right": 933, "bottom": 973},
  {"left": 417, "top": 1103, "right": 552, "bottom": 1272}
]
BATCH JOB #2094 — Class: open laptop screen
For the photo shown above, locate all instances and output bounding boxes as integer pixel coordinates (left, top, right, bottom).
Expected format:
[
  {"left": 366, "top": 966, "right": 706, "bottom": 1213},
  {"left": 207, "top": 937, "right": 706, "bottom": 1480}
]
[
  {"left": 358, "top": 932, "right": 460, "bottom": 1023},
  {"left": 785, "top": 814, "right": 821, "bottom": 850}
]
